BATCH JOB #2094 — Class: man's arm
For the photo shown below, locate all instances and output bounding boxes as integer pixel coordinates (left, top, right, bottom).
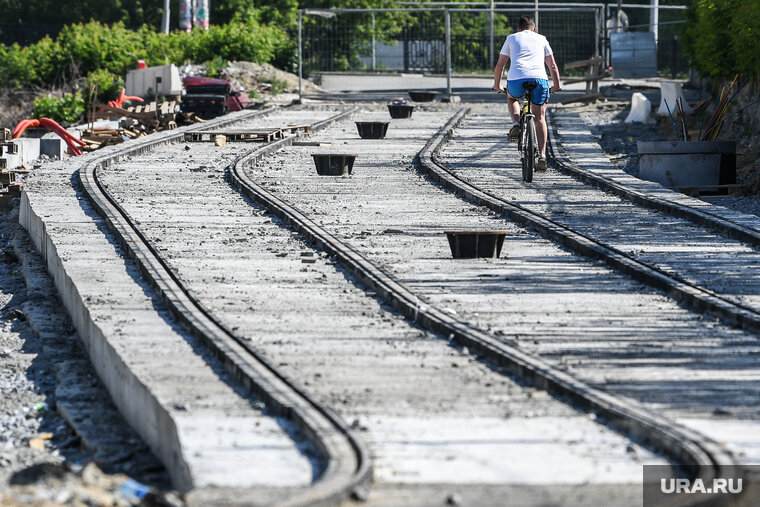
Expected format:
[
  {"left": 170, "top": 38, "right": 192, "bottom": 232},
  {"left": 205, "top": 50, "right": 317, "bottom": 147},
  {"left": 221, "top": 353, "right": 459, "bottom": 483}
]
[
  {"left": 545, "top": 54, "right": 561, "bottom": 92},
  {"left": 492, "top": 54, "right": 509, "bottom": 91}
]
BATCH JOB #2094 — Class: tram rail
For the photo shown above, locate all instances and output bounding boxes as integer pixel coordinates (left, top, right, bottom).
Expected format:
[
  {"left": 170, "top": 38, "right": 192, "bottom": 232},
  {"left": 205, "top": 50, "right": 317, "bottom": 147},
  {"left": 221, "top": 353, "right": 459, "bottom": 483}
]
[
  {"left": 77, "top": 107, "right": 371, "bottom": 506},
  {"left": 229, "top": 108, "right": 741, "bottom": 504},
  {"left": 56, "top": 102, "right": 760, "bottom": 505}
]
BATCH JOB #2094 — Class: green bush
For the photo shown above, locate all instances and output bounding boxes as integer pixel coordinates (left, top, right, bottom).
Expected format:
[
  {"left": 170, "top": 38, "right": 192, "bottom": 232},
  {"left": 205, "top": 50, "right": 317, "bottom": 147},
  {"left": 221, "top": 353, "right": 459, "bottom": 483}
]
[
  {"left": 32, "top": 93, "right": 86, "bottom": 125},
  {"left": 684, "top": 0, "right": 760, "bottom": 80},
  {"left": 85, "top": 69, "right": 122, "bottom": 103},
  {"left": 0, "top": 19, "right": 296, "bottom": 90}
]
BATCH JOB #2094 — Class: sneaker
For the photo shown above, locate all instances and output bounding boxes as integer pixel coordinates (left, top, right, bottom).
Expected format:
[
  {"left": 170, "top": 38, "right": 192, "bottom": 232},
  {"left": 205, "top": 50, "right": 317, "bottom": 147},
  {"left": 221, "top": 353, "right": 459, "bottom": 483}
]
[
  {"left": 537, "top": 156, "right": 547, "bottom": 171},
  {"left": 507, "top": 124, "right": 520, "bottom": 142}
]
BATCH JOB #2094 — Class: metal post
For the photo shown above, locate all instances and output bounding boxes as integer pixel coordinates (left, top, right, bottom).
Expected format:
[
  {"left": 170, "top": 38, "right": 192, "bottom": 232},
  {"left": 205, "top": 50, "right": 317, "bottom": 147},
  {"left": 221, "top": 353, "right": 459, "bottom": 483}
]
[
  {"left": 650, "top": 0, "right": 659, "bottom": 44},
  {"left": 161, "top": 0, "right": 170, "bottom": 34},
  {"left": 372, "top": 13, "right": 376, "bottom": 71},
  {"left": 594, "top": 6, "right": 600, "bottom": 58},
  {"left": 489, "top": 0, "right": 494, "bottom": 65},
  {"left": 445, "top": 9, "right": 452, "bottom": 97},
  {"left": 534, "top": 0, "right": 539, "bottom": 30},
  {"left": 298, "top": 10, "right": 303, "bottom": 103},
  {"left": 154, "top": 76, "right": 162, "bottom": 126},
  {"left": 671, "top": 34, "right": 678, "bottom": 79}
]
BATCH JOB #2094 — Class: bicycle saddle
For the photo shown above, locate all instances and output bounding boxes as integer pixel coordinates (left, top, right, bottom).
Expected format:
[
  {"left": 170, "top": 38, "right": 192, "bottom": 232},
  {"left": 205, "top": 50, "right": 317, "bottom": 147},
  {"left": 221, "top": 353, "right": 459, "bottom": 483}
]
[{"left": 524, "top": 82, "right": 537, "bottom": 91}]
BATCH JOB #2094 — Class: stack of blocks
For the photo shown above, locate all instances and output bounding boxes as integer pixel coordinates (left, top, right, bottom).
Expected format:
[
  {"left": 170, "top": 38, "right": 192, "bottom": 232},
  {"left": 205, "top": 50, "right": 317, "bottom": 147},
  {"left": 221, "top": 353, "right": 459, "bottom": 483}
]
[{"left": 0, "top": 128, "right": 23, "bottom": 210}]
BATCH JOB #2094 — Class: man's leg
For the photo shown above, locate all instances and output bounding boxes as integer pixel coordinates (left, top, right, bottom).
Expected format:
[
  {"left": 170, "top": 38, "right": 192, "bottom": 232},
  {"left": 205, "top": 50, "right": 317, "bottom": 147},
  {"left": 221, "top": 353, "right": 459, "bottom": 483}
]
[
  {"left": 507, "top": 96, "right": 521, "bottom": 141},
  {"left": 508, "top": 96, "right": 520, "bottom": 124},
  {"left": 532, "top": 102, "right": 549, "bottom": 170},
  {"left": 532, "top": 102, "right": 548, "bottom": 155}
]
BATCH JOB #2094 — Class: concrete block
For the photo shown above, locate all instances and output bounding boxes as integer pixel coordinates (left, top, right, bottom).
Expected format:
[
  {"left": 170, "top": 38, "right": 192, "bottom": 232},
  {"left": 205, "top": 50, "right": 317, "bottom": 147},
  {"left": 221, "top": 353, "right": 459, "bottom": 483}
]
[
  {"left": 3, "top": 138, "right": 40, "bottom": 169},
  {"left": 625, "top": 92, "right": 653, "bottom": 124},
  {"left": 637, "top": 140, "right": 735, "bottom": 188},
  {"left": 126, "top": 64, "right": 182, "bottom": 99},
  {"left": 657, "top": 81, "right": 694, "bottom": 116},
  {"left": 40, "top": 138, "right": 65, "bottom": 160}
]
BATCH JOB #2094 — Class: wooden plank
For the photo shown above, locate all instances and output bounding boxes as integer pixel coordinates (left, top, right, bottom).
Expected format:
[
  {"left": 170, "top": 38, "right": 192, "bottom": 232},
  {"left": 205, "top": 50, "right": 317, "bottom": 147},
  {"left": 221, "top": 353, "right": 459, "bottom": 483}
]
[
  {"left": 564, "top": 56, "right": 605, "bottom": 70},
  {"left": 560, "top": 92, "right": 602, "bottom": 104},
  {"left": 563, "top": 75, "right": 606, "bottom": 86}
]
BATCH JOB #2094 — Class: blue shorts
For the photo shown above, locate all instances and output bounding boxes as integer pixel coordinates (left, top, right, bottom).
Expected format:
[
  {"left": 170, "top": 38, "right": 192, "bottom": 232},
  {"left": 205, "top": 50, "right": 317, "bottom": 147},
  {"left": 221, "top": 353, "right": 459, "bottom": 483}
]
[{"left": 507, "top": 78, "right": 550, "bottom": 105}]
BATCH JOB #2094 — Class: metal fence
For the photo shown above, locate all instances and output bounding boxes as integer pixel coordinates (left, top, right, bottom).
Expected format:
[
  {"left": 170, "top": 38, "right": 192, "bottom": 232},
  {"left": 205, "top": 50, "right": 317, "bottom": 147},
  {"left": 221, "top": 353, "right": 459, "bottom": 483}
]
[
  {"left": 299, "top": 6, "right": 602, "bottom": 76},
  {"left": 603, "top": 4, "right": 689, "bottom": 79},
  {"left": 298, "top": 4, "right": 690, "bottom": 97}
]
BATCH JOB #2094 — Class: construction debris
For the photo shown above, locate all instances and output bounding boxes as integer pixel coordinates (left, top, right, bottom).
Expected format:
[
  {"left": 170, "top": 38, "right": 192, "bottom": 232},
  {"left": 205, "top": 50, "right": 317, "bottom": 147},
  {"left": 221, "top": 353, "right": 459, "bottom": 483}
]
[
  {"left": 93, "top": 100, "right": 203, "bottom": 139},
  {"left": 184, "top": 125, "right": 311, "bottom": 144},
  {"left": 81, "top": 128, "right": 124, "bottom": 152}
]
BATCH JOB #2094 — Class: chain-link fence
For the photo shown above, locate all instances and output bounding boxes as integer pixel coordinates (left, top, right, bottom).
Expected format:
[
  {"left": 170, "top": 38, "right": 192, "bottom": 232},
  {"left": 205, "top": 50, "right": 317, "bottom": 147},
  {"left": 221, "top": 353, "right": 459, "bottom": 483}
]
[
  {"left": 604, "top": 4, "right": 689, "bottom": 79},
  {"left": 298, "top": 4, "right": 690, "bottom": 97},
  {"left": 299, "top": 6, "right": 602, "bottom": 77}
]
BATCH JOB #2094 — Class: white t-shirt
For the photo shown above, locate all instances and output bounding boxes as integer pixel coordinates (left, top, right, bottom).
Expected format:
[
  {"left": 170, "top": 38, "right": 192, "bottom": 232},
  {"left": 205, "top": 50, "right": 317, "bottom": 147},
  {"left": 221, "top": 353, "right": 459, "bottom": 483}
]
[{"left": 500, "top": 30, "right": 553, "bottom": 80}]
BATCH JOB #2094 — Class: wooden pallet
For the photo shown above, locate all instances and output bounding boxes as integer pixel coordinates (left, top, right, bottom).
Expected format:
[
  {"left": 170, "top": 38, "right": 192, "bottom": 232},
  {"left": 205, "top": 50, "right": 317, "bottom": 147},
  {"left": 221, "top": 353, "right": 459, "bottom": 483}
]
[
  {"left": 184, "top": 128, "right": 284, "bottom": 143},
  {"left": 81, "top": 128, "right": 124, "bottom": 151},
  {"left": 284, "top": 124, "right": 313, "bottom": 134}
]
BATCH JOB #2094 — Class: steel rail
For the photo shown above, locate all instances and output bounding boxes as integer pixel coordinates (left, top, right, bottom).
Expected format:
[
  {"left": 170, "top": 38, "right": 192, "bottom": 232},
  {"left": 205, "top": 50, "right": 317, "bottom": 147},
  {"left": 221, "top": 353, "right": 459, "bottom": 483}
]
[
  {"left": 424, "top": 111, "right": 760, "bottom": 335},
  {"left": 77, "top": 107, "right": 371, "bottom": 506},
  {"left": 229, "top": 107, "right": 736, "bottom": 506},
  {"left": 546, "top": 109, "right": 760, "bottom": 250}
]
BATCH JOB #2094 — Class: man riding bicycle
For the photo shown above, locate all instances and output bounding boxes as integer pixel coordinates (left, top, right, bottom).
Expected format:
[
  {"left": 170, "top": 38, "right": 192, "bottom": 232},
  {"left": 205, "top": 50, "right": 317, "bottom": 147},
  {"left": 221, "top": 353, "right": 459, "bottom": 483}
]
[{"left": 492, "top": 15, "right": 562, "bottom": 171}]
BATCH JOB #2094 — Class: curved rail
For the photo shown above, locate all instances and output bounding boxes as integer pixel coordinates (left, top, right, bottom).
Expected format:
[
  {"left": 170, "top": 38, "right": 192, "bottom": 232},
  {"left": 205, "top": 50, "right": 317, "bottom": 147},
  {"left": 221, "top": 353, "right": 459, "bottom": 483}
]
[
  {"left": 77, "top": 107, "right": 371, "bottom": 506},
  {"left": 229, "top": 107, "right": 737, "bottom": 505},
  {"left": 421, "top": 112, "right": 760, "bottom": 336}
]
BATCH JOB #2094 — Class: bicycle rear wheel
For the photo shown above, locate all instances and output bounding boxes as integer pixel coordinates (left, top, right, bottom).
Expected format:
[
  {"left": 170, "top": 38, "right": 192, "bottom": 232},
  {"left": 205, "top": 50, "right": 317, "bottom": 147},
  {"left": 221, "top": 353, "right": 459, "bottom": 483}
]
[{"left": 524, "top": 117, "right": 537, "bottom": 183}]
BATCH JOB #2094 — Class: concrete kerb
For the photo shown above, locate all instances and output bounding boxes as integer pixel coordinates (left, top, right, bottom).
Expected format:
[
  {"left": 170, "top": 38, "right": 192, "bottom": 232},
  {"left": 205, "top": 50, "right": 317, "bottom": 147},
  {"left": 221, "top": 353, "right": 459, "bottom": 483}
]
[
  {"left": 76, "top": 107, "right": 370, "bottom": 505},
  {"left": 19, "top": 107, "right": 341, "bottom": 498},
  {"left": 17, "top": 108, "right": 274, "bottom": 493},
  {"left": 546, "top": 108, "right": 760, "bottom": 249},
  {"left": 229, "top": 107, "right": 736, "bottom": 504},
  {"left": 18, "top": 190, "right": 195, "bottom": 490}
]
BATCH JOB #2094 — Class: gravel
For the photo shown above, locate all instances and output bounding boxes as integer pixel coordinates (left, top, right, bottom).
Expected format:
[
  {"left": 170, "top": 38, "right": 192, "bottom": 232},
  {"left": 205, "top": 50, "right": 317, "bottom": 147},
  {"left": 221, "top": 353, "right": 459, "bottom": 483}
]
[{"left": 0, "top": 203, "right": 175, "bottom": 505}]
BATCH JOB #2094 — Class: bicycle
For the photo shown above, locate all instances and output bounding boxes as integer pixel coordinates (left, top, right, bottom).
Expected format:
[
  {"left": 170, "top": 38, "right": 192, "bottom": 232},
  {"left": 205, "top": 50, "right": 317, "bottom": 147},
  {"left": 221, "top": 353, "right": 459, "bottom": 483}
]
[{"left": 497, "top": 83, "right": 540, "bottom": 183}]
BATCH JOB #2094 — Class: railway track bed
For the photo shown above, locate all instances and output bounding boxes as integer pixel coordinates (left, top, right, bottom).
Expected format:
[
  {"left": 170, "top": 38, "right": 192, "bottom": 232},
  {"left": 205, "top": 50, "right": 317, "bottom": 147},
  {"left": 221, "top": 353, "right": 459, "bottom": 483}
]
[{"left": 17, "top": 102, "right": 760, "bottom": 504}]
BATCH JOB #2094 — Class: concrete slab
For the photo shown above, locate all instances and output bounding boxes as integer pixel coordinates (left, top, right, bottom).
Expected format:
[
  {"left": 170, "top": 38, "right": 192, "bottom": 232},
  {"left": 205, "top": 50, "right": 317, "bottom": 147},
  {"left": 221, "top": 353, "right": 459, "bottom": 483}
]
[
  {"left": 242, "top": 105, "right": 760, "bottom": 467},
  {"left": 19, "top": 114, "right": 317, "bottom": 501},
  {"left": 96, "top": 105, "right": 669, "bottom": 504}
]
